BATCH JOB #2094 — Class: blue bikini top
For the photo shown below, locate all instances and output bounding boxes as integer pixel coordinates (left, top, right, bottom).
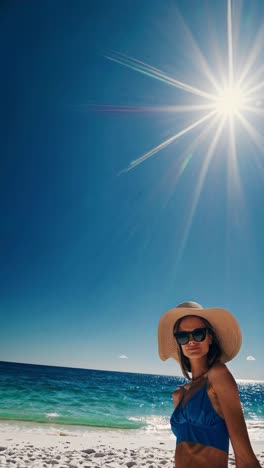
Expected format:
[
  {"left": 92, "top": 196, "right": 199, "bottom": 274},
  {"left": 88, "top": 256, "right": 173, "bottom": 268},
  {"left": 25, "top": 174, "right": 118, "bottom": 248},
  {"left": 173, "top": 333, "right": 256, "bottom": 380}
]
[{"left": 170, "top": 380, "right": 229, "bottom": 453}]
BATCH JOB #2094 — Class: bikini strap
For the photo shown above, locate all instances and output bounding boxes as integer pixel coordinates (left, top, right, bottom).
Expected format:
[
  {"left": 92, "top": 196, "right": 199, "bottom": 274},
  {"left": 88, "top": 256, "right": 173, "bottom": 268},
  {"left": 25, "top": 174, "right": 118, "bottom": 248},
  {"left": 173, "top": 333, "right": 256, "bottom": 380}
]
[{"left": 179, "top": 385, "right": 186, "bottom": 404}]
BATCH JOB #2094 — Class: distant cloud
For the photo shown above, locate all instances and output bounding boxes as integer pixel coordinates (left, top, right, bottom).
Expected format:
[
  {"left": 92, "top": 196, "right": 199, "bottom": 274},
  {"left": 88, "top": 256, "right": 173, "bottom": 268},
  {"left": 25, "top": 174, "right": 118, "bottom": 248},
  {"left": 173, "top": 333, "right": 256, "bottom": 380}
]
[
  {"left": 118, "top": 355, "right": 128, "bottom": 359},
  {"left": 246, "top": 355, "right": 256, "bottom": 361}
]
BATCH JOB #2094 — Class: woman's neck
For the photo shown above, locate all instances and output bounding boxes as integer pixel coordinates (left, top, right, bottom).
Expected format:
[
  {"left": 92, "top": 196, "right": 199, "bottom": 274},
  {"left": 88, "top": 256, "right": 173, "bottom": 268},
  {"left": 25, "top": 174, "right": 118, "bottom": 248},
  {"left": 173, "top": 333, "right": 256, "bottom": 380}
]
[
  {"left": 191, "top": 370, "right": 208, "bottom": 382},
  {"left": 190, "top": 359, "right": 208, "bottom": 381}
]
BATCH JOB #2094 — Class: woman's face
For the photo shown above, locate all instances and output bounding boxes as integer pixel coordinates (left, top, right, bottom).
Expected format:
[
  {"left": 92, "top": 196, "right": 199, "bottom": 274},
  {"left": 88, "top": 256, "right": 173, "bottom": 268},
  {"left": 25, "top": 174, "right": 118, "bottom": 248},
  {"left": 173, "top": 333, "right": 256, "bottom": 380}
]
[{"left": 178, "top": 316, "right": 212, "bottom": 360}]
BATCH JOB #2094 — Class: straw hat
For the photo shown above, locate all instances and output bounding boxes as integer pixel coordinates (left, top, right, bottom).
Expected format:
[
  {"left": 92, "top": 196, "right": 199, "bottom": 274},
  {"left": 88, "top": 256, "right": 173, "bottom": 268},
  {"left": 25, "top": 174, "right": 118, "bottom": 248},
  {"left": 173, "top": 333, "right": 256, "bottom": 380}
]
[{"left": 158, "top": 301, "right": 242, "bottom": 363}]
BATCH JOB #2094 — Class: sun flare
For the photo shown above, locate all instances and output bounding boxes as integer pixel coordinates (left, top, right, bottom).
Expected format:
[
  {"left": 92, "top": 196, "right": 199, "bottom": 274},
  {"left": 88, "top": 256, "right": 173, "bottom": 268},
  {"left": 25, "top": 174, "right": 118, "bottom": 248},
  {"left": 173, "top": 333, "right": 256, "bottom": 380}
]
[
  {"left": 214, "top": 85, "right": 245, "bottom": 117},
  {"left": 104, "top": 0, "right": 264, "bottom": 180},
  {"left": 102, "top": 0, "right": 264, "bottom": 258}
]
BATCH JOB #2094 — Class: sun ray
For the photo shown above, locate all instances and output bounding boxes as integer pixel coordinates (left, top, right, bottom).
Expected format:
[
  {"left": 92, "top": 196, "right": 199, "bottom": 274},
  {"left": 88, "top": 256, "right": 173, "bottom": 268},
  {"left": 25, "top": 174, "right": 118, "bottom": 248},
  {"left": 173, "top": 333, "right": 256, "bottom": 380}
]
[
  {"left": 135, "top": 112, "right": 224, "bottom": 265},
  {"left": 237, "top": 25, "right": 264, "bottom": 88},
  {"left": 162, "top": 112, "right": 223, "bottom": 205},
  {"left": 227, "top": 113, "right": 241, "bottom": 206},
  {"left": 172, "top": 6, "right": 223, "bottom": 94},
  {"left": 237, "top": 112, "right": 264, "bottom": 151},
  {"left": 236, "top": 113, "right": 264, "bottom": 177},
  {"left": 240, "top": 63, "right": 264, "bottom": 92},
  {"left": 243, "top": 79, "right": 264, "bottom": 98},
  {"left": 119, "top": 110, "right": 217, "bottom": 174},
  {"left": 243, "top": 105, "right": 264, "bottom": 117},
  {"left": 91, "top": 104, "right": 215, "bottom": 113},
  {"left": 105, "top": 51, "right": 217, "bottom": 101},
  {"left": 177, "top": 117, "right": 226, "bottom": 260},
  {"left": 227, "top": 0, "right": 234, "bottom": 85}
]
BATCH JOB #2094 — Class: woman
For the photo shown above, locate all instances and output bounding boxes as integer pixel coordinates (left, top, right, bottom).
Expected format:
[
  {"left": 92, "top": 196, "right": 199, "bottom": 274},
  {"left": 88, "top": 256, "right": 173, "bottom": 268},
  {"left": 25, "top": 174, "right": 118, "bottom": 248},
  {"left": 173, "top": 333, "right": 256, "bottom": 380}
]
[{"left": 158, "top": 301, "right": 261, "bottom": 468}]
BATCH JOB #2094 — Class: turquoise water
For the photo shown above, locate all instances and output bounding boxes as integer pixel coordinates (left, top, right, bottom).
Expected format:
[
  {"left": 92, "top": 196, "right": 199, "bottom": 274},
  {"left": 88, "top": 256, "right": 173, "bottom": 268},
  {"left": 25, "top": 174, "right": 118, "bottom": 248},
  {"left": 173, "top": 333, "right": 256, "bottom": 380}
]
[{"left": 0, "top": 361, "right": 263, "bottom": 439}]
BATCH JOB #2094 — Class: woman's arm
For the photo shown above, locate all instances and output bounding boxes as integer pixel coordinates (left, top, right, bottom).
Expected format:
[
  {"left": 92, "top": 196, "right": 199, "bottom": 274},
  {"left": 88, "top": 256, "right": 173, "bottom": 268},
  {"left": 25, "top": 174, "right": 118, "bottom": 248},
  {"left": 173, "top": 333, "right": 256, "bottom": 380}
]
[{"left": 209, "top": 363, "right": 261, "bottom": 468}]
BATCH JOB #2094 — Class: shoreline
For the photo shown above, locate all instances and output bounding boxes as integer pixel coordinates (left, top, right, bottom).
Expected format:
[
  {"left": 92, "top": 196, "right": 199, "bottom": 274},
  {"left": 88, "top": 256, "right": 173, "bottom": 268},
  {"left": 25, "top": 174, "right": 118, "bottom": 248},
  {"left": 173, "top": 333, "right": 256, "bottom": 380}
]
[{"left": 0, "top": 421, "right": 263, "bottom": 467}]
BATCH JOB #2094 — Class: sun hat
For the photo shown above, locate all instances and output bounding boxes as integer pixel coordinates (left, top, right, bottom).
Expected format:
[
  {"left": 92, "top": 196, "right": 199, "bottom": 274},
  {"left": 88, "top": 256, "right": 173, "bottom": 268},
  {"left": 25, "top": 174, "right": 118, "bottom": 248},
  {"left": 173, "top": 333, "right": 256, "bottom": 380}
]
[{"left": 158, "top": 301, "right": 242, "bottom": 363}]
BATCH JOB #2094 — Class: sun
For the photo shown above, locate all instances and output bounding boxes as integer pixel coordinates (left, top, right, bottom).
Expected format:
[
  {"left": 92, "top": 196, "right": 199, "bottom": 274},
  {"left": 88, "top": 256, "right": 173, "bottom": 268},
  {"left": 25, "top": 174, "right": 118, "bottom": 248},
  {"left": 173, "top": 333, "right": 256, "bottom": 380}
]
[
  {"left": 101, "top": 0, "right": 264, "bottom": 257},
  {"left": 214, "top": 85, "right": 245, "bottom": 117},
  {"left": 104, "top": 0, "right": 263, "bottom": 175}
]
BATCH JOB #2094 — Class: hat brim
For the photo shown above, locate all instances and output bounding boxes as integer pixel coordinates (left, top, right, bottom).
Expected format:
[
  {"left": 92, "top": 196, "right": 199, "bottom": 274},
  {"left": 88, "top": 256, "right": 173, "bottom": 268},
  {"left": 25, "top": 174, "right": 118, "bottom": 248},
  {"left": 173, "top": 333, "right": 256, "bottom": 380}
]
[{"left": 158, "top": 307, "right": 242, "bottom": 364}]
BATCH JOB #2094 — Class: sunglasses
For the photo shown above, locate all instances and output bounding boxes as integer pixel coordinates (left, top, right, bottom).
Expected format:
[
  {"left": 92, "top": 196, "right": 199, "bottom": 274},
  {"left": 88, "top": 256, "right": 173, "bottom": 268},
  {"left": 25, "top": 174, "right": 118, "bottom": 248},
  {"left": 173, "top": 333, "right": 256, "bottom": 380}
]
[{"left": 173, "top": 327, "right": 210, "bottom": 345}]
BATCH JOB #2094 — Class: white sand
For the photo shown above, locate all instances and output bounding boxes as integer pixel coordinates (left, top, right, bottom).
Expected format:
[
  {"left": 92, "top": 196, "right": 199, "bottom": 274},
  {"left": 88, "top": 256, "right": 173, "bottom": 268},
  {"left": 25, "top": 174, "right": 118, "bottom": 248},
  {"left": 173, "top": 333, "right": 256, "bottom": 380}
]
[{"left": 0, "top": 422, "right": 263, "bottom": 467}]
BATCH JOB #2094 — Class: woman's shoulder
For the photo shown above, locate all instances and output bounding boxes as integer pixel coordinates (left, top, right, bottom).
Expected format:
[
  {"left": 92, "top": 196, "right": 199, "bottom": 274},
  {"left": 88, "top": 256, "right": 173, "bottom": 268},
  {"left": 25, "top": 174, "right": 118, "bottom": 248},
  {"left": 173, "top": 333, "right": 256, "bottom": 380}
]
[
  {"left": 207, "top": 363, "right": 237, "bottom": 389},
  {"left": 208, "top": 362, "right": 229, "bottom": 377}
]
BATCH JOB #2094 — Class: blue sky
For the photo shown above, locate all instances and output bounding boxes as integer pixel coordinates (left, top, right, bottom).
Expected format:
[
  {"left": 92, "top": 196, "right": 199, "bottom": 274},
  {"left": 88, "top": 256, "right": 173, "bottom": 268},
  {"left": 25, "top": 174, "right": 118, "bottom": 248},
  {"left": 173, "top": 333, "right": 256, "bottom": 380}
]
[{"left": 1, "top": 0, "right": 264, "bottom": 380}]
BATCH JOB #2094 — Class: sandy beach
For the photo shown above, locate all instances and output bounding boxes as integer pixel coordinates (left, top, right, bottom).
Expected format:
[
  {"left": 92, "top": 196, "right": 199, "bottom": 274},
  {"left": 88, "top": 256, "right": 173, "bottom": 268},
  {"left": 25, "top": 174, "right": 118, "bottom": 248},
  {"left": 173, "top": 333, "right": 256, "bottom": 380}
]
[{"left": 0, "top": 422, "right": 263, "bottom": 467}]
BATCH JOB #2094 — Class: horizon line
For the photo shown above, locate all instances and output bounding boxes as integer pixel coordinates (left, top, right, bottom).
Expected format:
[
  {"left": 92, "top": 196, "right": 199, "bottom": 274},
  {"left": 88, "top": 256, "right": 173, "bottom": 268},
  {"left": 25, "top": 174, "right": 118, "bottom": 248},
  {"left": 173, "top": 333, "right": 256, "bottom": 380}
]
[{"left": 1, "top": 360, "right": 264, "bottom": 382}]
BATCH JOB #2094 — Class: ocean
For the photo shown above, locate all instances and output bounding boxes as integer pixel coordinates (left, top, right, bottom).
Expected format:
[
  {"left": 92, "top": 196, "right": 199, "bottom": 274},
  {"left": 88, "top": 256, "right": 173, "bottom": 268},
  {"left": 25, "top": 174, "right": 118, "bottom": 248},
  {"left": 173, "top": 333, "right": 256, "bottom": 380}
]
[{"left": 0, "top": 361, "right": 263, "bottom": 442}]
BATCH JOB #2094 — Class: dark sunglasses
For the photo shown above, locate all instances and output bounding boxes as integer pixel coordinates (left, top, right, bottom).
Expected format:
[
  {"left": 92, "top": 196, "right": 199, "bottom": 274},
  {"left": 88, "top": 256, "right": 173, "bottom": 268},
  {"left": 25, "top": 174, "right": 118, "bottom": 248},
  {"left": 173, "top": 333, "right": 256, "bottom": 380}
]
[{"left": 173, "top": 327, "right": 210, "bottom": 345}]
